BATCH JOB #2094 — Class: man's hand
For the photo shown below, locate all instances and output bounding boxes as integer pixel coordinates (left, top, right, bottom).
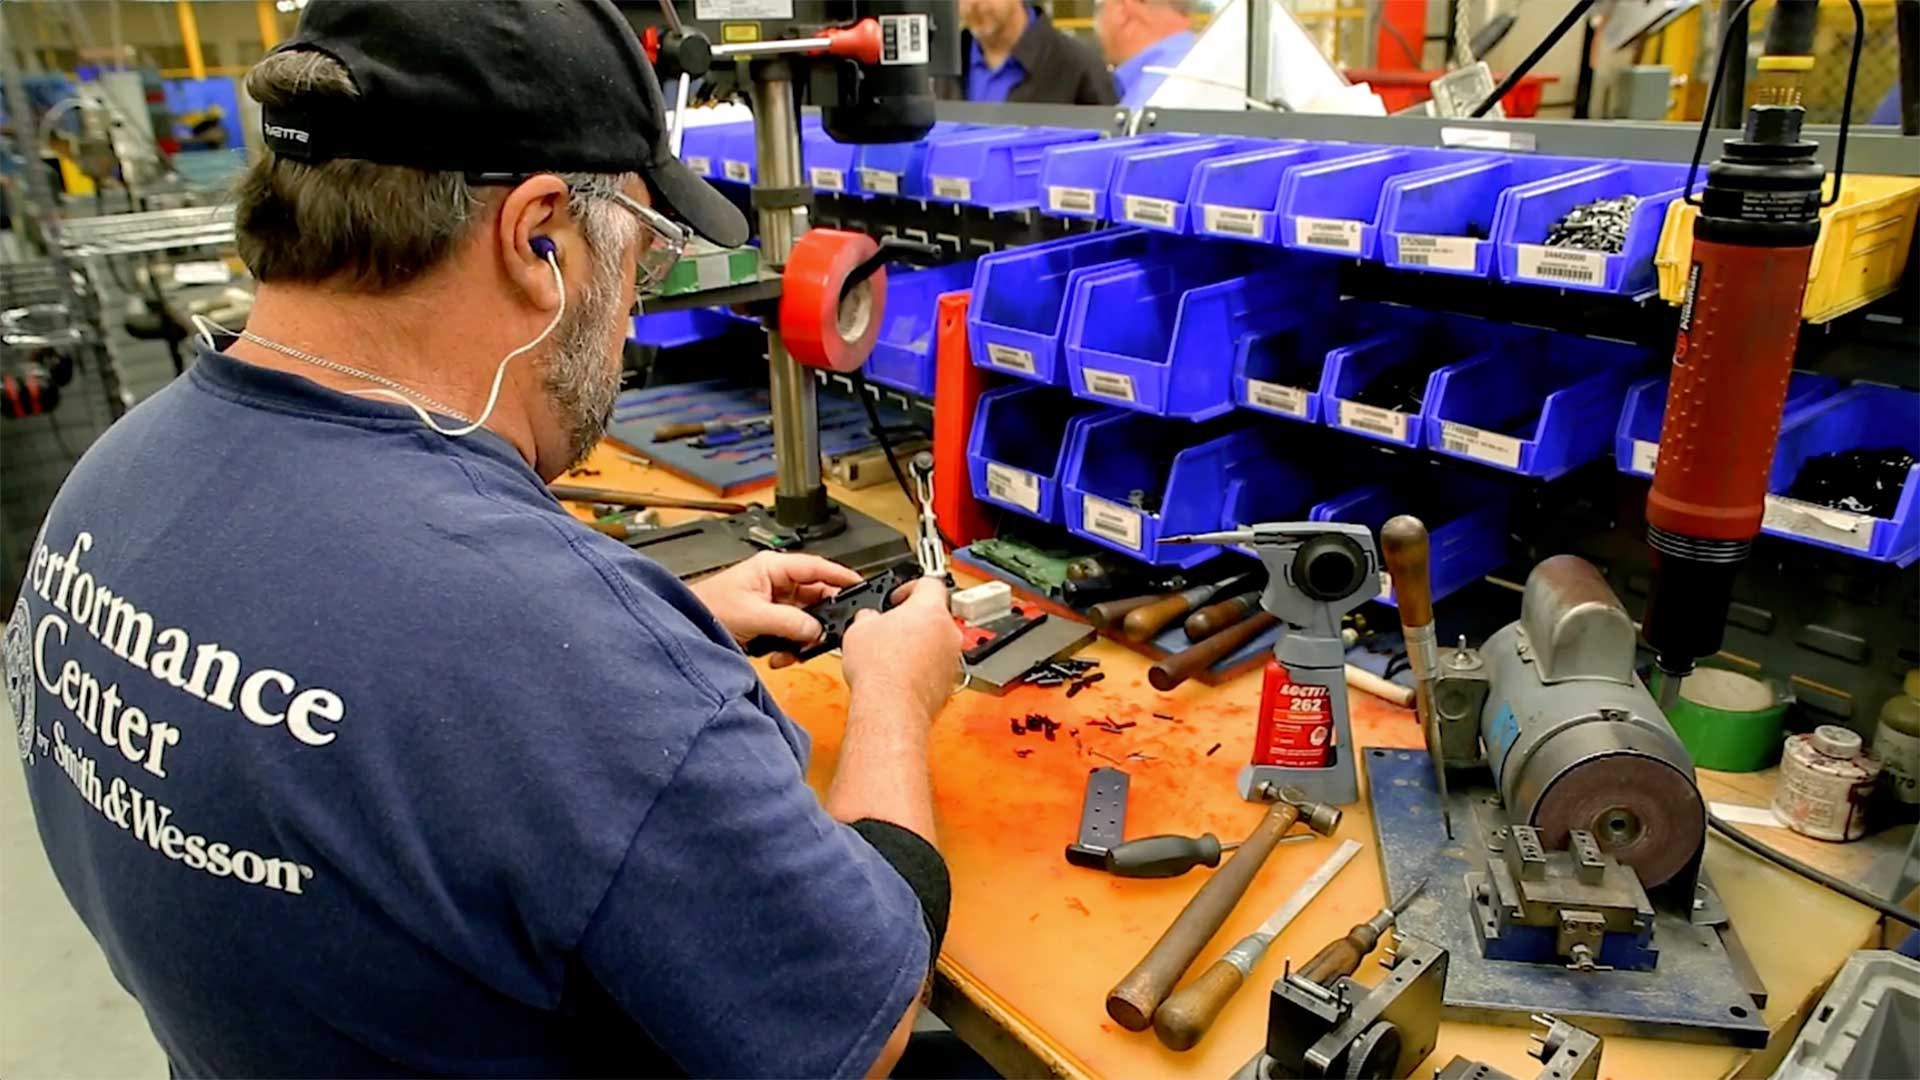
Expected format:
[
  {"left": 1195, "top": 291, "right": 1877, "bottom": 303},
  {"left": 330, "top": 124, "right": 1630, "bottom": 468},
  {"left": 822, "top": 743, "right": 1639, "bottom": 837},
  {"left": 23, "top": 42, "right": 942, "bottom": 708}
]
[
  {"left": 691, "top": 552, "right": 863, "bottom": 661},
  {"left": 841, "top": 578, "right": 962, "bottom": 723}
]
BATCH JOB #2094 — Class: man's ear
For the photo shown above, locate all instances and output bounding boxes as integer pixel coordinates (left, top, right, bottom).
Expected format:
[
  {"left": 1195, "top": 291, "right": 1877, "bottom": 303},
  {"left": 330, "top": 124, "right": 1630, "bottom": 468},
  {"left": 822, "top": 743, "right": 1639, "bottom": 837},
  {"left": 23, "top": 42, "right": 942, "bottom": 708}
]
[{"left": 496, "top": 174, "right": 573, "bottom": 312}]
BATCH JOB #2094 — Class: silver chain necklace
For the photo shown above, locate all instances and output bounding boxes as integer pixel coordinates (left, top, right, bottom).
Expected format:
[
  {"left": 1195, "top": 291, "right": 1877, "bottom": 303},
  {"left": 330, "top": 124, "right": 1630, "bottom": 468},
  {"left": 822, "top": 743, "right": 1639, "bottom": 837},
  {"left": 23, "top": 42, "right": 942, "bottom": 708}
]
[{"left": 238, "top": 330, "right": 474, "bottom": 423}]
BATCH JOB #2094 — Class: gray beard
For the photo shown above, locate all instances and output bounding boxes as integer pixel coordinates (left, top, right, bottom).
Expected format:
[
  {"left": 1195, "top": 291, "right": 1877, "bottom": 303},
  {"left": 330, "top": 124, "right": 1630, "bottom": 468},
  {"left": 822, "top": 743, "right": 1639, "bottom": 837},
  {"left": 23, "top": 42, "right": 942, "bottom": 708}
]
[{"left": 543, "top": 262, "right": 626, "bottom": 470}]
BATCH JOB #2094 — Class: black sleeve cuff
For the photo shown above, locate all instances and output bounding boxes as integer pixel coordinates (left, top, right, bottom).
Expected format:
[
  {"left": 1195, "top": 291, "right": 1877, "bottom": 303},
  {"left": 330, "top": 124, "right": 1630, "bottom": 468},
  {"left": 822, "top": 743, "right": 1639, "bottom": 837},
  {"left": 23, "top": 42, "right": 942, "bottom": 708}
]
[{"left": 850, "top": 818, "right": 950, "bottom": 966}]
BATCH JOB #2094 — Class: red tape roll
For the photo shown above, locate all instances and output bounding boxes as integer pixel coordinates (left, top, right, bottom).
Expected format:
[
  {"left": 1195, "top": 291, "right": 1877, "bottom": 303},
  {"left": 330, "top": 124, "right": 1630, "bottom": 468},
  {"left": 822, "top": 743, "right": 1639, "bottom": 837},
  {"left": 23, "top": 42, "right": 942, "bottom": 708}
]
[{"left": 779, "top": 228, "right": 885, "bottom": 373}]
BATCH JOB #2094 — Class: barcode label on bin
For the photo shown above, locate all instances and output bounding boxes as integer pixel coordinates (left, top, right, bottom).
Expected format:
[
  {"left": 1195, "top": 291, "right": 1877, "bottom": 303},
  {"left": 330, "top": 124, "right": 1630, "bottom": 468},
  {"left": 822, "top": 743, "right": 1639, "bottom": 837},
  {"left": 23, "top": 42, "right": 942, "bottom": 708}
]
[
  {"left": 1763, "top": 496, "right": 1876, "bottom": 552},
  {"left": 1246, "top": 380, "right": 1309, "bottom": 418},
  {"left": 1295, "top": 216, "right": 1363, "bottom": 253},
  {"left": 985, "top": 463, "right": 1042, "bottom": 514},
  {"left": 1203, "top": 205, "right": 1265, "bottom": 238},
  {"left": 932, "top": 176, "right": 972, "bottom": 201},
  {"left": 1337, "top": 401, "right": 1409, "bottom": 441},
  {"left": 1396, "top": 234, "right": 1478, "bottom": 271},
  {"left": 1440, "top": 422, "right": 1523, "bottom": 469},
  {"left": 1082, "top": 496, "right": 1143, "bottom": 550},
  {"left": 985, "top": 343, "right": 1036, "bottom": 374},
  {"left": 1083, "top": 370, "right": 1137, "bottom": 402},
  {"left": 1515, "top": 244, "right": 1607, "bottom": 286},
  {"left": 1049, "top": 186, "right": 1098, "bottom": 215},
  {"left": 860, "top": 169, "right": 902, "bottom": 195},
  {"left": 810, "top": 166, "right": 846, "bottom": 191},
  {"left": 1123, "top": 195, "right": 1177, "bottom": 228},
  {"left": 1631, "top": 439, "right": 1659, "bottom": 475},
  {"left": 685, "top": 155, "right": 712, "bottom": 175},
  {"left": 723, "top": 160, "right": 752, "bottom": 182}
]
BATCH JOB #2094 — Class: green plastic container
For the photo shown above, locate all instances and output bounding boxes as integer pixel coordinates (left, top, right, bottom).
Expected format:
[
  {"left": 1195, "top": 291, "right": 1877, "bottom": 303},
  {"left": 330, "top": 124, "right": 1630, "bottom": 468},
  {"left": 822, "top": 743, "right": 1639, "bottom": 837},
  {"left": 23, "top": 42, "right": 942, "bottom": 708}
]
[{"left": 1655, "top": 667, "right": 1790, "bottom": 772}]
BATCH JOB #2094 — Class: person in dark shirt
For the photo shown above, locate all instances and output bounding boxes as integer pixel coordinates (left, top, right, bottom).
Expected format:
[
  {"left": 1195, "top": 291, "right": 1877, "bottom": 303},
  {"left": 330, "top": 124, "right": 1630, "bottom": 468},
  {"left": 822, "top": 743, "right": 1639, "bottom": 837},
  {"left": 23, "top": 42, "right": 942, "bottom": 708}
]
[
  {"left": 3, "top": 2, "right": 961, "bottom": 1077},
  {"left": 952, "top": 0, "right": 1117, "bottom": 105}
]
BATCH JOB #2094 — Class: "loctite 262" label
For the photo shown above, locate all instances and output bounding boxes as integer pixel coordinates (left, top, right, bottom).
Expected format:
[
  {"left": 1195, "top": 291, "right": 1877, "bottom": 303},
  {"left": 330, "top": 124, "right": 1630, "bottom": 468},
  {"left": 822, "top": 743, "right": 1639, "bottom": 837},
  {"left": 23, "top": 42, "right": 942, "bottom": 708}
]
[{"left": 1252, "top": 659, "right": 1333, "bottom": 767}]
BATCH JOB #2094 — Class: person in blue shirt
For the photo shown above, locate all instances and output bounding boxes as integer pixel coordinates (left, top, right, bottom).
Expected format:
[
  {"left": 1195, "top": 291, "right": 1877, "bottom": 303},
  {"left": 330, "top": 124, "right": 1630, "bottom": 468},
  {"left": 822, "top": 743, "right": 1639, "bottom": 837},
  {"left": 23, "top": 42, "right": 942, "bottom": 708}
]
[
  {"left": 954, "top": 0, "right": 1116, "bottom": 105},
  {"left": 3, "top": 2, "right": 963, "bottom": 1077},
  {"left": 1097, "top": 0, "right": 1199, "bottom": 108}
]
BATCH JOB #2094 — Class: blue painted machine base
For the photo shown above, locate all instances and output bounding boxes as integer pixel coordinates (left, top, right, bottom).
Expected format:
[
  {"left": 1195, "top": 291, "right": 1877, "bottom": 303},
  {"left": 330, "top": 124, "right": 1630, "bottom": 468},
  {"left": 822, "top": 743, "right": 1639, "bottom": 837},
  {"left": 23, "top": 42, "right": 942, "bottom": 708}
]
[{"left": 1364, "top": 748, "right": 1770, "bottom": 1048}]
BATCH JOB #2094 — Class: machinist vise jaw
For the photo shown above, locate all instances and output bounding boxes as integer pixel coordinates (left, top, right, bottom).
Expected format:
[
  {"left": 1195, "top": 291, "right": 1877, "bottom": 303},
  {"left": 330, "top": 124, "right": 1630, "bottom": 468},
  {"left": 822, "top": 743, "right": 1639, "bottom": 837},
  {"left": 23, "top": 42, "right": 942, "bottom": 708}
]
[{"left": 1253, "top": 934, "right": 1447, "bottom": 1080}]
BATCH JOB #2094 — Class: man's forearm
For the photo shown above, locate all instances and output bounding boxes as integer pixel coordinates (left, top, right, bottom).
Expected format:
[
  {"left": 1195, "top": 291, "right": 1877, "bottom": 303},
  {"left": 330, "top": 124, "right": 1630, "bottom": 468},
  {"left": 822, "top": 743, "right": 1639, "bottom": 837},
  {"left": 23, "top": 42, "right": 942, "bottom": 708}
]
[{"left": 825, "top": 685, "right": 937, "bottom": 843}]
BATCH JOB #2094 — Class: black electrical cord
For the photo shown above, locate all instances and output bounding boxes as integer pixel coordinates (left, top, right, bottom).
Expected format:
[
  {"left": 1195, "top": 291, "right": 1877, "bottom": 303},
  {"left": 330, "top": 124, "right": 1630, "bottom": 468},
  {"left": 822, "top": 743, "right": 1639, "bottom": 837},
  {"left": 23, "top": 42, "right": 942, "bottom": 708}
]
[
  {"left": 848, "top": 371, "right": 958, "bottom": 551},
  {"left": 1707, "top": 812, "right": 1919, "bottom": 929},
  {"left": 1469, "top": 0, "right": 1598, "bottom": 117}
]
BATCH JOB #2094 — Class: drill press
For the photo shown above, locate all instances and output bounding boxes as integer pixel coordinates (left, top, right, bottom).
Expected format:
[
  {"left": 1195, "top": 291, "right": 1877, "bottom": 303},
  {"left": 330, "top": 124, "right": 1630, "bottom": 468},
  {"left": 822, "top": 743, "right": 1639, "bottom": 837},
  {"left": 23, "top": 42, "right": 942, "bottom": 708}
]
[{"left": 622, "top": 2, "right": 959, "bottom": 578}]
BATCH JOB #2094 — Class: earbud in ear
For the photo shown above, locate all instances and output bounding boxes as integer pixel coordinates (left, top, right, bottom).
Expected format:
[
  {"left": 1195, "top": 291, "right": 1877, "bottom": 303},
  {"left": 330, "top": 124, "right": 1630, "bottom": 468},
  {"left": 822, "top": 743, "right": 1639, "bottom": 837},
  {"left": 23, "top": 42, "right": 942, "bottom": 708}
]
[{"left": 531, "top": 236, "right": 558, "bottom": 260}]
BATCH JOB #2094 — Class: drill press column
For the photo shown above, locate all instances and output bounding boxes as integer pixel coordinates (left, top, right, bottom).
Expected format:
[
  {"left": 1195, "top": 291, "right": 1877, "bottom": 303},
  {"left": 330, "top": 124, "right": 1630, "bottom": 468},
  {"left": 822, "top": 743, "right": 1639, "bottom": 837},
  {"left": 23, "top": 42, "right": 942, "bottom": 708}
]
[{"left": 745, "top": 62, "right": 828, "bottom": 527}]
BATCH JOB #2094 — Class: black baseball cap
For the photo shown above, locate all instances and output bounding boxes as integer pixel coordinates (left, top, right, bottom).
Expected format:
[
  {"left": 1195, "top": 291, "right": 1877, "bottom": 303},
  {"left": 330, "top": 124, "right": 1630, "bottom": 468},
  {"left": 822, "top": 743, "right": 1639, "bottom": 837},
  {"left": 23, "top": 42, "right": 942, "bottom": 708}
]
[{"left": 260, "top": 0, "right": 748, "bottom": 248}]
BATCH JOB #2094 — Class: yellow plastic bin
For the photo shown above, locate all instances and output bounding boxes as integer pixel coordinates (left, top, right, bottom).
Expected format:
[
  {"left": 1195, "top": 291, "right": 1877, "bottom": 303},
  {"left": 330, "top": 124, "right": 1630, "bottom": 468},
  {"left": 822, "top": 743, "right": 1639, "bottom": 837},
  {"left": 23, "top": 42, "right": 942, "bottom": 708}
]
[{"left": 1656, "top": 173, "right": 1920, "bottom": 323}]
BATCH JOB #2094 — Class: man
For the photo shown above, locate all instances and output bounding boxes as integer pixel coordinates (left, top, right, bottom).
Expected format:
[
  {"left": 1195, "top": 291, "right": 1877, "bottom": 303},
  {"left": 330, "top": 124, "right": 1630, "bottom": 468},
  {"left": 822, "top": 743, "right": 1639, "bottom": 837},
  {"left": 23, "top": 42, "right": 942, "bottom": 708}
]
[
  {"left": 1, "top": 2, "right": 961, "bottom": 1077},
  {"left": 1097, "top": 0, "right": 1199, "bottom": 108},
  {"left": 956, "top": 0, "right": 1116, "bottom": 105}
]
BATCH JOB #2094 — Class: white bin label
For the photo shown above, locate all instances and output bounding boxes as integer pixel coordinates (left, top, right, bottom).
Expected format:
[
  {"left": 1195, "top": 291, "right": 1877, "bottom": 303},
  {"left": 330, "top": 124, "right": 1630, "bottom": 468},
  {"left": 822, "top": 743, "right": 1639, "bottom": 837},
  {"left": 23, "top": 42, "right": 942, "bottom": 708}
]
[
  {"left": 684, "top": 155, "right": 712, "bottom": 175},
  {"left": 1631, "top": 439, "right": 1659, "bottom": 475},
  {"left": 1338, "top": 401, "right": 1409, "bottom": 441},
  {"left": 1246, "top": 380, "right": 1309, "bottom": 418},
  {"left": 1763, "top": 496, "right": 1877, "bottom": 552},
  {"left": 723, "top": 160, "right": 752, "bottom": 183},
  {"left": 932, "top": 176, "right": 972, "bottom": 201},
  {"left": 1440, "top": 422, "right": 1524, "bottom": 469},
  {"left": 1049, "top": 186, "right": 1098, "bottom": 215},
  {"left": 810, "top": 166, "right": 845, "bottom": 192},
  {"left": 1123, "top": 195, "right": 1177, "bottom": 228},
  {"left": 985, "top": 463, "right": 1042, "bottom": 514},
  {"left": 1515, "top": 244, "right": 1607, "bottom": 286},
  {"left": 1295, "top": 216, "right": 1363, "bottom": 253},
  {"left": 1083, "top": 370, "right": 1137, "bottom": 403},
  {"left": 985, "top": 343, "right": 1036, "bottom": 375},
  {"left": 1083, "top": 496, "right": 1144, "bottom": 551},
  {"left": 1396, "top": 234, "right": 1478, "bottom": 271},
  {"left": 1203, "top": 205, "right": 1265, "bottom": 238},
  {"left": 860, "top": 168, "right": 902, "bottom": 195}
]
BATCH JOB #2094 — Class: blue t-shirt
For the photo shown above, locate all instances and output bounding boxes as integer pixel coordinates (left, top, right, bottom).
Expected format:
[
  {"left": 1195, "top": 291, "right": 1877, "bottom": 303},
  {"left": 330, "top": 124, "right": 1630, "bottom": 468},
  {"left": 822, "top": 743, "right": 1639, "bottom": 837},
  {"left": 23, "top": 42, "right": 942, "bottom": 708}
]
[
  {"left": 1115, "top": 29, "right": 1196, "bottom": 107},
  {"left": 966, "top": 36, "right": 1026, "bottom": 102},
  {"left": 2, "top": 350, "right": 929, "bottom": 1078}
]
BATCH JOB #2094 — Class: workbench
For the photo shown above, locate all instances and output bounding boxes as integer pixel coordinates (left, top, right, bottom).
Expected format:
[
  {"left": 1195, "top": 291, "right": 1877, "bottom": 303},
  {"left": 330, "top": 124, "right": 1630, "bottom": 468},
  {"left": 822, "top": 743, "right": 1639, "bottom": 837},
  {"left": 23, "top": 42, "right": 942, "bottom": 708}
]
[{"left": 566, "top": 444, "right": 1891, "bottom": 1080}]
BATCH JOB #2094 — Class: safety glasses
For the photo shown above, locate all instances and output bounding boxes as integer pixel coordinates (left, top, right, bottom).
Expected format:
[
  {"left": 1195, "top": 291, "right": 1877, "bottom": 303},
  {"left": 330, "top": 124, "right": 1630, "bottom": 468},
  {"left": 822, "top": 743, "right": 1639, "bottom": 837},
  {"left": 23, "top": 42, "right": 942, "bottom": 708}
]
[
  {"left": 603, "top": 189, "right": 689, "bottom": 293},
  {"left": 465, "top": 174, "right": 690, "bottom": 295}
]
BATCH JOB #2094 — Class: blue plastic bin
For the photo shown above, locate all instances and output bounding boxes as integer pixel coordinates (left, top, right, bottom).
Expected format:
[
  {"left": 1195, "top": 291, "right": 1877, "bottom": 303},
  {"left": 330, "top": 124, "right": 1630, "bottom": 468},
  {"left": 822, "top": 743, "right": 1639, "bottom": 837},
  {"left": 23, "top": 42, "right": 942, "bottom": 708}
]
[
  {"left": 802, "top": 117, "right": 862, "bottom": 195},
  {"left": 1615, "top": 371, "right": 1843, "bottom": 478},
  {"left": 1038, "top": 134, "right": 1196, "bottom": 220},
  {"left": 1494, "top": 162, "right": 1689, "bottom": 295},
  {"left": 1108, "top": 137, "right": 1269, "bottom": 233},
  {"left": 1378, "top": 156, "right": 1608, "bottom": 278},
  {"left": 1424, "top": 336, "right": 1652, "bottom": 479},
  {"left": 1762, "top": 385, "right": 1920, "bottom": 565},
  {"left": 1320, "top": 319, "right": 1504, "bottom": 449},
  {"left": 1065, "top": 253, "right": 1330, "bottom": 420},
  {"left": 865, "top": 260, "right": 977, "bottom": 397},
  {"left": 1062, "top": 416, "right": 1312, "bottom": 566},
  {"left": 967, "top": 387, "right": 1109, "bottom": 524},
  {"left": 1309, "top": 470, "right": 1509, "bottom": 606},
  {"left": 968, "top": 229, "right": 1160, "bottom": 386},
  {"left": 629, "top": 309, "right": 749, "bottom": 348},
  {"left": 923, "top": 126, "right": 1104, "bottom": 211},
  {"left": 710, "top": 122, "right": 759, "bottom": 185},
  {"left": 1278, "top": 147, "right": 1494, "bottom": 258},
  {"left": 1233, "top": 302, "right": 1416, "bottom": 425},
  {"left": 1185, "top": 142, "right": 1351, "bottom": 243},
  {"left": 680, "top": 120, "right": 747, "bottom": 180},
  {"left": 856, "top": 122, "right": 989, "bottom": 198}
]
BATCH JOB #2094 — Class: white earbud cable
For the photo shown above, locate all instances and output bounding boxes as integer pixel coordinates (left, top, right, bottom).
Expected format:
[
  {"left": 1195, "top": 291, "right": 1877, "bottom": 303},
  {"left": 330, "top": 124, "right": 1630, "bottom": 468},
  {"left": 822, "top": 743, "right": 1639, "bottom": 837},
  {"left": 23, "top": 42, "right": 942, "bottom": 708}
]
[{"left": 193, "top": 252, "right": 568, "bottom": 438}]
